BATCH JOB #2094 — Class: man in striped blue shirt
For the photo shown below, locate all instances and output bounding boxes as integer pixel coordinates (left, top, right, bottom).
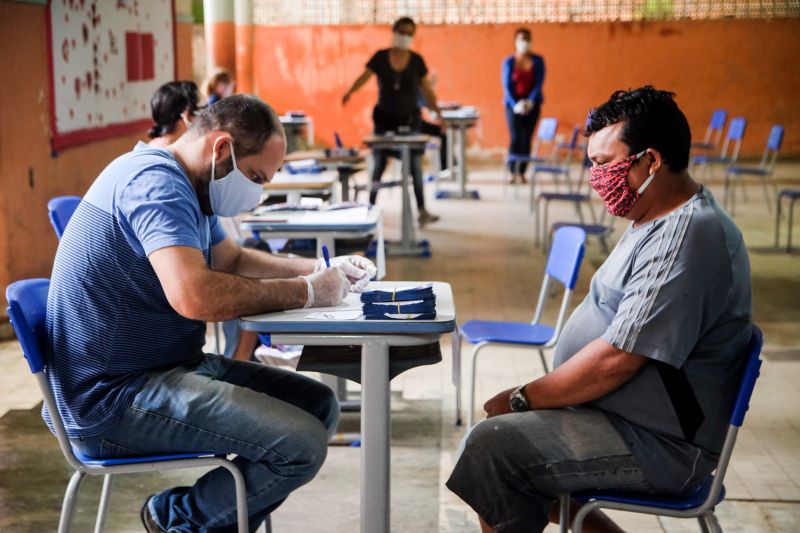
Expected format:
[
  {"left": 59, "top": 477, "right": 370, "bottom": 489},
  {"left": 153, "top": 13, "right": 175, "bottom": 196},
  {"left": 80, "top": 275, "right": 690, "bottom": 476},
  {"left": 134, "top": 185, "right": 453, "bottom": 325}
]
[
  {"left": 47, "top": 95, "right": 375, "bottom": 532},
  {"left": 448, "top": 87, "right": 752, "bottom": 533}
]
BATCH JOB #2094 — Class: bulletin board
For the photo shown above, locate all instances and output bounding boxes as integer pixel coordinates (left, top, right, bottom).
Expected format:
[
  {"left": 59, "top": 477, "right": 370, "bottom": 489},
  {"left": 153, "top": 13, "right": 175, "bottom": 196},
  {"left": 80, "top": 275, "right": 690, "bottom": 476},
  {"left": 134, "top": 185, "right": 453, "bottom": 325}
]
[{"left": 46, "top": 0, "right": 177, "bottom": 151}]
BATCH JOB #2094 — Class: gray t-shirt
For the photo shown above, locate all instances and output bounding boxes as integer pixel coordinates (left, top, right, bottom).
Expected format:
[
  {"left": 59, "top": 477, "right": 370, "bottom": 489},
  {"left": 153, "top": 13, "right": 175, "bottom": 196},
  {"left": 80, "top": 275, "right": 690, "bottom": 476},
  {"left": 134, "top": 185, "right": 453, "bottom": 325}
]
[{"left": 553, "top": 188, "right": 752, "bottom": 493}]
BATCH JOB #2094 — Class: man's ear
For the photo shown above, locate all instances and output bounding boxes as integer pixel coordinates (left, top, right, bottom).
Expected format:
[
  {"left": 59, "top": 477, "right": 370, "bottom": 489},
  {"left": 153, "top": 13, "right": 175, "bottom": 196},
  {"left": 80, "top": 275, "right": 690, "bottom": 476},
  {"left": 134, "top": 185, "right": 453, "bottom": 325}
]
[
  {"left": 210, "top": 133, "right": 233, "bottom": 163},
  {"left": 646, "top": 148, "right": 664, "bottom": 175}
]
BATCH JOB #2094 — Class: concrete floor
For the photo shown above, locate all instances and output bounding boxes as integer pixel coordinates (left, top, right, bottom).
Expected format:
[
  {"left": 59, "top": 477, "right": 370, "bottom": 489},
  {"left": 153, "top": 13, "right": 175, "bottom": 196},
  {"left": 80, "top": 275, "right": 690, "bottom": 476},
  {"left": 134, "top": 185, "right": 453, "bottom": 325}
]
[{"left": 1, "top": 158, "right": 799, "bottom": 531}]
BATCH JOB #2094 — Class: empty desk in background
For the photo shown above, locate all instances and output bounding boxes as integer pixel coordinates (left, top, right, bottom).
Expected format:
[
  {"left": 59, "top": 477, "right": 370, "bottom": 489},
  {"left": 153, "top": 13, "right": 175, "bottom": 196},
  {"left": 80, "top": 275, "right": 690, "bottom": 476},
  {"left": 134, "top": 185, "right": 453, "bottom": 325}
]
[
  {"left": 363, "top": 134, "right": 431, "bottom": 257},
  {"left": 240, "top": 281, "right": 456, "bottom": 533},
  {"left": 285, "top": 150, "right": 367, "bottom": 202},
  {"left": 280, "top": 114, "right": 314, "bottom": 152},
  {"left": 264, "top": 170, "right": 339, "bottom": 204},
  {"left": 436, "top": 108, "right": 480, "bottom": 200},
  {"left": 241, "top": 205, "right": 386, "bottom": 280}
]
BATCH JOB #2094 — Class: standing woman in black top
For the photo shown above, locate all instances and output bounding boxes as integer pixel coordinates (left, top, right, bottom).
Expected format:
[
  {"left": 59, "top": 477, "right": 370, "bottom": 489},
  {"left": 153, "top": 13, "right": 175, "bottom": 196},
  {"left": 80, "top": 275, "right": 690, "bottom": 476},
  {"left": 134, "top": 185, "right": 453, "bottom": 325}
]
[{"left": 343, "top": 16, "right": 441, "bottom": 225}]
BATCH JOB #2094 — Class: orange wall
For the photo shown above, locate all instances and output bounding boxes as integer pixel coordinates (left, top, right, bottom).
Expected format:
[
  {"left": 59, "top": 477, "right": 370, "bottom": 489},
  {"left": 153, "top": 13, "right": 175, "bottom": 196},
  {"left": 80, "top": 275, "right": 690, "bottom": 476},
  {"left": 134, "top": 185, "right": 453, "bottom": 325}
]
[
  {"left": 0, "top": 2, "right": 194, "bottom": 301},
  {"left": 253, "top": 19, "right": 800, "bottom": 157}
]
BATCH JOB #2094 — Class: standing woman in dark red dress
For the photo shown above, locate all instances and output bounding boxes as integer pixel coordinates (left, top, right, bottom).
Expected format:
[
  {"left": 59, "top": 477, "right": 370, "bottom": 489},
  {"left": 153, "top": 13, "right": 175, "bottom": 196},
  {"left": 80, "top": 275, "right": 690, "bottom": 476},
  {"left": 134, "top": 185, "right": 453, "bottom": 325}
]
[{"left": 502, "top": 28, "right": 546, "bottom": 185}]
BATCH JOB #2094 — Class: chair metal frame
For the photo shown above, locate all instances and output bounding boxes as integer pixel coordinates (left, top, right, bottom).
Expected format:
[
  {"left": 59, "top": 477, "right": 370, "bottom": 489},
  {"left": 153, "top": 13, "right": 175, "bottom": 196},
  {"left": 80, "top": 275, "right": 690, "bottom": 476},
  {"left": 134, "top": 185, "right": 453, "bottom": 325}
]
[
  {"left": 5, "top": 279, "right": 252, "bottom": 533},
  {"left": 775, "top": 189, "right": 800, "bottom": 253},
  {"left": 691, "top": 117, "right": 746, "bottom": 185},
  {"left": 559, "top": 326, "right": 764, "bottom": 533},
  {"left": 724, "top": 124, "right": 784, "bottom": 216},
  {"left": 534, "top": 154, "right": 599, "bottom": 248},
  {"left": 461, "top": 227, "right": 586, "bottom": 427},
  {"left": 47, "top": 196, "right": 82, "bottom": 239}
]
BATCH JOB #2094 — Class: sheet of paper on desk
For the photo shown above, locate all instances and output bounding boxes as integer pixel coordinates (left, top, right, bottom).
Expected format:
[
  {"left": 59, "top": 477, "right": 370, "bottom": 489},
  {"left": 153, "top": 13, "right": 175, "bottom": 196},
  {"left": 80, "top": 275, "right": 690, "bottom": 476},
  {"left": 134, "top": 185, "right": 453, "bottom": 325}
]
[
  {"left": 305, "top": 310, "right": 363, "bottom": 320},
  {"left": 299, "top": 206, "right": 370, "bottom": 224}
]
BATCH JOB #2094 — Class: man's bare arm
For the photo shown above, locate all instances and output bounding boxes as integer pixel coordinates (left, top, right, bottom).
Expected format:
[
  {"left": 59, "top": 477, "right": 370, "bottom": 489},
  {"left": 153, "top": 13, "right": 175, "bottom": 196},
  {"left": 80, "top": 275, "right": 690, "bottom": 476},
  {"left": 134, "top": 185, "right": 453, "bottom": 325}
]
[
  {"left": 149, "top": 245, "right": 308, "bottom": 321},
  {"left": 211, "top": 237, "right": 316, "bottom": 278},
  {"left": 484, "top": 339, "right": 648, "bottom": 417},
  {"left": 524, "top": 339, "right": 647, "bottom": 408}
]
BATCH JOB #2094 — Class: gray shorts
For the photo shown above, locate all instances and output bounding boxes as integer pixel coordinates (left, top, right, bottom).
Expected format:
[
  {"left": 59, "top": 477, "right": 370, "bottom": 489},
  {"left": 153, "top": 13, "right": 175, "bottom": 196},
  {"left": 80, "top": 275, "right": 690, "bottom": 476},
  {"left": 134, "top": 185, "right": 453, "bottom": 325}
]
[{"left": 446, "top": 407, "right": 656, "bottom": 533}]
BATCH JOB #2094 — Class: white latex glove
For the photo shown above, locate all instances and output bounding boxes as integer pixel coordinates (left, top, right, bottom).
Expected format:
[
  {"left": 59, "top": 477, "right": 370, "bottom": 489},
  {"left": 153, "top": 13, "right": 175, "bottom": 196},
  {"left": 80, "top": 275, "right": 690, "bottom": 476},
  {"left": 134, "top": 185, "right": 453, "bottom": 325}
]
[
  {"left": 513, "top": 100, "right": 527, "bottom": 115},
  {"left": 301, "top": 268, "right": 350, "bottom": 308},
  {"left": 315, "top": 255, "right": 377, "bottom": 293}
]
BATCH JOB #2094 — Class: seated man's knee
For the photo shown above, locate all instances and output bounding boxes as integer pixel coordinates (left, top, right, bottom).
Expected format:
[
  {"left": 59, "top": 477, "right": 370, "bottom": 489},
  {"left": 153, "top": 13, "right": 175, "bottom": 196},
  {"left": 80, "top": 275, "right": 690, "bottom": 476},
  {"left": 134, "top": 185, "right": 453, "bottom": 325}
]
[{"left": 282, "top": 417, "right": 330, "bottom": 480}]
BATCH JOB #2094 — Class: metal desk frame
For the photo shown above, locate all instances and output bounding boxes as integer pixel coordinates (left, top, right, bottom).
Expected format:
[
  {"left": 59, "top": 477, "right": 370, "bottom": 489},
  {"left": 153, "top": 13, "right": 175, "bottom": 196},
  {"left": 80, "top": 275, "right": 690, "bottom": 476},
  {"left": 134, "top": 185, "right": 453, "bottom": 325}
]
[
  {"left": 240, "top": 281, "right": 456, "bottom": 533},
  {"left": 364, "top": 135, "right": 431, "bottom": 257}
]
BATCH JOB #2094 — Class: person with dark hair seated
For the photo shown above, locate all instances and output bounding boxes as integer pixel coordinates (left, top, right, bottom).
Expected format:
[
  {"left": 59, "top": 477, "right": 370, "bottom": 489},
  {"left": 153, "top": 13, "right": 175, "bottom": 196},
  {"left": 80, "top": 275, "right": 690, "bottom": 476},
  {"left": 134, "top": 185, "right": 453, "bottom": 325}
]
[
  {"left": 47, "top": 95, "right": 377, "bottom": 531},
  {"left": 147, "top": 80, "right": 201, "bottom": 148},
  {"left": 447, "top": 87, "right": 753, "bottom": 533},
  {"left": 342, "top": 16, "right": 441, "bottom": 226}
]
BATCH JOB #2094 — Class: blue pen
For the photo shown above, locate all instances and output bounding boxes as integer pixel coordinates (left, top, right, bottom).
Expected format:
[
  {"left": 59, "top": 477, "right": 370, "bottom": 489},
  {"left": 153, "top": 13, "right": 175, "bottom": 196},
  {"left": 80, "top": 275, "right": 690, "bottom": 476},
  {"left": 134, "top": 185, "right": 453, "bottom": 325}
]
[{"left": 322, "top": 244, "right": 331, "bottom": 269}]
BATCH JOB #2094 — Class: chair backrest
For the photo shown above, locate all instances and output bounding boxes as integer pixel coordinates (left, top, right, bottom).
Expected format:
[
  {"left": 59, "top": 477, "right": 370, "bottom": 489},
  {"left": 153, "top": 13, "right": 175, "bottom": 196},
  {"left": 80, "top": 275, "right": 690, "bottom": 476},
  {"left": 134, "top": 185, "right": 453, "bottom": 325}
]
[
  {"left": 710, "top": 109, "right": 728, "bottom": 130},
  {"left": 703, "top": 109, "right": 728, "bottom": 146},
  {"left": 730, "top": 326, "right": 764, "bottom": 427},
  {"left": 759, "top": 124, "right": 784, "bottom": 172},
  {"left": 531, "top": 227, "right": 586, "bottom": 345},
  {"left": 545, "top": 226, "right": 586, "bottom": 289},
  {"left": 537, "top": 118, "right": 558, "bottom": 142},
  {"left": 719, "top": 117, "right": 747, "bottom": 161},
  {"left": 47, "top": 196, "right": 81, "bottom": 239},
  {"left": 5, "top": 279, "right": 50, "bottom": 374},
  {"left": 6, "top": 278, "right": 84, "bottom": 470}
]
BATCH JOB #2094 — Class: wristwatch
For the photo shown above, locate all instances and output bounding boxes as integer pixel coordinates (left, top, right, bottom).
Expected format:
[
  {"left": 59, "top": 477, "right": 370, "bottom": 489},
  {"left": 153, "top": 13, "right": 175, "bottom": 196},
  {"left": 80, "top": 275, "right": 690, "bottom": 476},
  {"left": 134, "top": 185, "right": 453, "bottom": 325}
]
[{"left": 509, "top": 385, "right": 530, "bottom": 412}]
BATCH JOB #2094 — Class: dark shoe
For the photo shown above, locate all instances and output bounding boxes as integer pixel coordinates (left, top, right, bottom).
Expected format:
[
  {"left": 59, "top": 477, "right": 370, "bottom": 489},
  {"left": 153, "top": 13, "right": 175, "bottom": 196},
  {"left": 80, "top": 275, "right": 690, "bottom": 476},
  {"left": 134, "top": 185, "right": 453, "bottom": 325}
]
[
  {"left": 418, "top": 210, "right": 440, "bottom": 226},
  {"left": 141, "top": 495, "right": 167, "bottom": 533}
]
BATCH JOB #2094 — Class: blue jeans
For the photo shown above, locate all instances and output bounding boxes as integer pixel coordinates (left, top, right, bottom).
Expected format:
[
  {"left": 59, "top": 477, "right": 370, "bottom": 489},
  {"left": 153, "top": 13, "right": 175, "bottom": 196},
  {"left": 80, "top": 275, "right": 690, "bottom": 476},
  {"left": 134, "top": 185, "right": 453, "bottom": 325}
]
[{"left": 73, "top": 354, "right": 340, "bottom": 532}]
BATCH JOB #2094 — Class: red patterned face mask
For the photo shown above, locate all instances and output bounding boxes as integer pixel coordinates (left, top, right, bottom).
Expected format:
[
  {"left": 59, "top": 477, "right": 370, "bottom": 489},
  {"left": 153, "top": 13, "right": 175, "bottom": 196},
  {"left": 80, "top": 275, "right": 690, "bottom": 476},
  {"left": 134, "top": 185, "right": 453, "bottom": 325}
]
[{"left": 589, "top": 150, "right": 655, "bottom": 217}]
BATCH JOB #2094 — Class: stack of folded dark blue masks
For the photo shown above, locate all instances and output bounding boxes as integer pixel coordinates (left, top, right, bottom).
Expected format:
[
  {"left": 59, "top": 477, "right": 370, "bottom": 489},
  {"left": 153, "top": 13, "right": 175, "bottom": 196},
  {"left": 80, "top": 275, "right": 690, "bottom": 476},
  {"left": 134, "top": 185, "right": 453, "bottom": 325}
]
[{"left": 360, "top": 284, "right": 436, "bottom": 320}]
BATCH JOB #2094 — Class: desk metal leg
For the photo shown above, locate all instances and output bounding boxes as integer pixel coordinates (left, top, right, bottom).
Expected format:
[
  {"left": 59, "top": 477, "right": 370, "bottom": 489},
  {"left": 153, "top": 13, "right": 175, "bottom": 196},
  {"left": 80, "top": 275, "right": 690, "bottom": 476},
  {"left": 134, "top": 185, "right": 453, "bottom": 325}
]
[
  {"left": 384, "top": 146, "right": 428, "bottom": 257},
  {"left": 361, "top": 340, "right": 390, "bottom": 533},
  {"left": 436, "top": 125, "right": 479, "bottom": 200}
]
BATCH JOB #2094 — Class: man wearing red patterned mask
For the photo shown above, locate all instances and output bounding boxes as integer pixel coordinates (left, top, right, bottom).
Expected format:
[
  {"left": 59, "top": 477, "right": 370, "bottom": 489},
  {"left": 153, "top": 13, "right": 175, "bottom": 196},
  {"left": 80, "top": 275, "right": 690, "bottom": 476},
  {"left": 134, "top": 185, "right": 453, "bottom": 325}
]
[{"left": 448, "top": 87, "right": 752, "bottom": 533}]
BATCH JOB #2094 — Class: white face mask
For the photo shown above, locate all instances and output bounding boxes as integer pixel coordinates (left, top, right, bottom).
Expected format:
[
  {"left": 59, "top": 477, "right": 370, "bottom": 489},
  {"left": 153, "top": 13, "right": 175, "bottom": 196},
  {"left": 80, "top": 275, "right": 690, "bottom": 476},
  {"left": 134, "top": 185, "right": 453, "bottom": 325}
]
[
  {"left": 392, "top": 33, "right": 413, "bottom": 50},
  {"left": 515, "top": 39, "right": 531, "bottom": 54},
  {"left": 208, "top": 140, "right": 263, "bottom": 217}
]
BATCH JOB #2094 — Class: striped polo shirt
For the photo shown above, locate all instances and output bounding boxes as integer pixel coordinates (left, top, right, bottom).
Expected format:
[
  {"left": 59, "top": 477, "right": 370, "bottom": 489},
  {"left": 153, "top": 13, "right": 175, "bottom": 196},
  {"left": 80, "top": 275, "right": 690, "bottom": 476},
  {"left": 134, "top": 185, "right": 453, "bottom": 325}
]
[
  {"left": 553, "top": 188, "right": 752, "bottom": 493},
  {"left": 46, "top": 142, "right": 227, "bottom": 438}
]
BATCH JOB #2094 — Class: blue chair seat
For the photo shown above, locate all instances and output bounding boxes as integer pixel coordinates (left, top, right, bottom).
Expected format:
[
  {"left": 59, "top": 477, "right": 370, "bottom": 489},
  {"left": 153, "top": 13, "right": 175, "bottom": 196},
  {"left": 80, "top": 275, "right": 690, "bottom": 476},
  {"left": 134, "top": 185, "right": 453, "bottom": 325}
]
[
  {"left": 508, "top": 154, "right": 546, "bottom": 163},
  {"left": 691, "top": 141, "right": 715, "bottom": 150},
  {"left": 574, "top": 477, "right": 725, "bottom": 512},
  {"left": 460, "top": 320, "right": 555, "bottom": 345},
  {"left": 779, "top": 189, "right": 800, "bottom": 199},
  {"left": 552, "top": 222, "right": 609, "bottom": 236},
  {"left": 540, "top": 192, "right": 588, "bottom": 202},
  {"left": 533, "top": 165, "right": 569, "bottom": 174},
  {"left": 727, "top": 166, "right": 769, "bottom": 176},
  {"left": 73, "top": 448, "right": 219, "bottom": 467},
  {"left": 692, "top": 155, "right": 732, "bottom": 164}
]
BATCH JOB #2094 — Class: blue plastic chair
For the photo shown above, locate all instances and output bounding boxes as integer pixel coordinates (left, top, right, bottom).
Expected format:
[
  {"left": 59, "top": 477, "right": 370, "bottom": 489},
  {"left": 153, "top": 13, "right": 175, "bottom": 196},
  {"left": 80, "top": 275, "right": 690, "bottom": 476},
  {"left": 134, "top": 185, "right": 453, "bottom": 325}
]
[
  {"left": 692, "top": 109, "right": 728, "bottom": 151},
  {"left": 529, "top": 125, "right": 584, "bottom": 214},
  {"left": 47, "top": 196, "right": 82, "bottom": 239},
  {"left": 724, "top": 125, "right": 784, "bottom": 216},
  {"left": 559, "top": 326, "right": 764, "bottom": 533},
  {"left": 460, "top": 227, "right": 586, "bottom": 427},
  {"left": 691, "top": 117, "right": 747, "bottom": 184},
  {"left": 5, "top": 279, "right": 252, "bottom": 533},
  {"left": 505, "top": 117, "right": 559, "bottom": 199}
]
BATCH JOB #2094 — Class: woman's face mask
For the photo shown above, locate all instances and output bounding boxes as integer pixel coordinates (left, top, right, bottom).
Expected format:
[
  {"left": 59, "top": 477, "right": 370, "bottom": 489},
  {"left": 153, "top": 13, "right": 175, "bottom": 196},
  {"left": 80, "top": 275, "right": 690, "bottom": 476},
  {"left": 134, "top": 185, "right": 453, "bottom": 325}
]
[
  {"left": 589, "top": 150, "right": 656, "bottom": 217},
  {"left": 392, "top": 32, "right": 413, "bottom": 50},
  {"left": 208, "top": 139, "right": 263, "bottom": 217},
  {"left": 515, "top": 39, "right": 531, "bottom": 54}
]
